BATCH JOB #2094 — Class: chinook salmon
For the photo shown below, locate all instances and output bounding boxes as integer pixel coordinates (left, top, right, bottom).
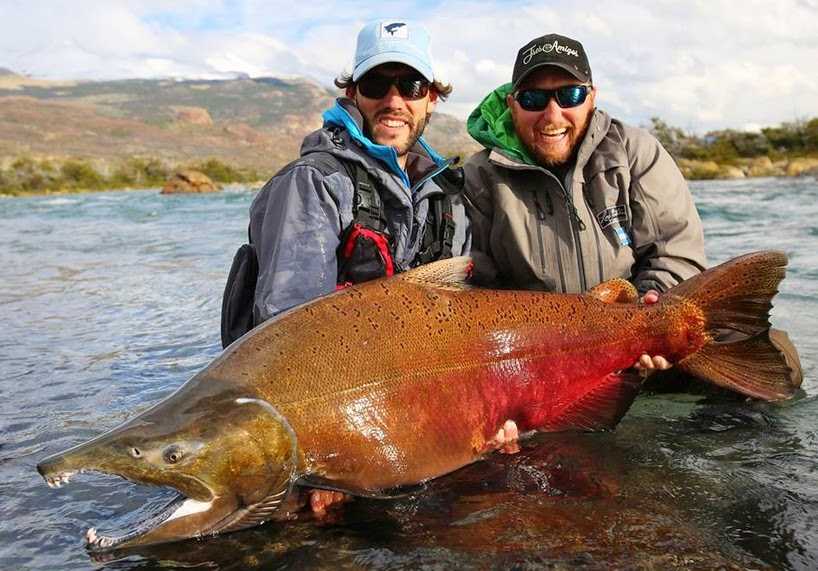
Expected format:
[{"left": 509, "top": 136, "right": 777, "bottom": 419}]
[{"left": 37, "top": 251, "right": 798, "bottom": 551}]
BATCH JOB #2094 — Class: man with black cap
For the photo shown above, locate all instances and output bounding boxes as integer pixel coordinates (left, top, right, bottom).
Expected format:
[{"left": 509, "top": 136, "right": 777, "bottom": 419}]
[{"left": 463, "top": 34, "right": 802, "bottom": 379}]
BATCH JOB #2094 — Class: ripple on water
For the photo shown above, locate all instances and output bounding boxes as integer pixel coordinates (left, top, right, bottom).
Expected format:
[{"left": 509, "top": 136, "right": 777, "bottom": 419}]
[{"left": 2, "top": 182, "right": 818, "bottom": 570}]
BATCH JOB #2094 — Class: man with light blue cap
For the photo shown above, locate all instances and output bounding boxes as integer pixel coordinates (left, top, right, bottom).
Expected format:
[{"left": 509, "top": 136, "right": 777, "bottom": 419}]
[{"left": 221, "top": 20, "right": 472, "bottom": 514}]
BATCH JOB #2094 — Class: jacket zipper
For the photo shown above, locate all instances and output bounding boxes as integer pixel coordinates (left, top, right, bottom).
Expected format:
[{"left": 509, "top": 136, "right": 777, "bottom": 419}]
[
  {"left": 559, "top": 184, "right": 588, "bottom": 292},
  {"left": 532, "top": 193, "right": 549, "bottom": 289}
]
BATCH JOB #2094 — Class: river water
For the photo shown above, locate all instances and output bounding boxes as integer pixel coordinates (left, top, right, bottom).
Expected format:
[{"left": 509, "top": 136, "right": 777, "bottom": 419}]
[{"left": 1, "top": 177, "right": 817, "bottom": 570}]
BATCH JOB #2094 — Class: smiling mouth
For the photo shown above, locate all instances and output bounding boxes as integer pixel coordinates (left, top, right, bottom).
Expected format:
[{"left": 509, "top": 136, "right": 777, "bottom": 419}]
[
  {"left": 539, "top": 127, "right": 569, "bottom": 140},
  {"left": 376, "top": 113, "right": 411, "bottom": 129}
]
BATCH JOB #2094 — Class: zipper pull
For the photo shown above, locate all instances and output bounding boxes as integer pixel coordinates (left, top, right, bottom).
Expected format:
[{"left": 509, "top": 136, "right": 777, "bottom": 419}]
[
  {"left": 533, "top": 194, "right": 547, "bottom": 221},
  {"left": 564, "top": 197, "right": 586, "bottom": 231}
]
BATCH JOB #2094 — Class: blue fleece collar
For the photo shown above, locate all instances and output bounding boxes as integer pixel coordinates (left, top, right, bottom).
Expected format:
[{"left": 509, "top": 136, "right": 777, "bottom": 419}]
[{"left": 322, "top": 100, "right": 445, "bottom": 189}]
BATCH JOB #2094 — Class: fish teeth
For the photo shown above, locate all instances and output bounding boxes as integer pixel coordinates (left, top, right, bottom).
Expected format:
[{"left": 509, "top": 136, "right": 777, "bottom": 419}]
[
  {"left": 46, "top": 471, "right": 77, "bottom": 488},
  {"left": 86, "top": 527, "right": 115, "bottom": 549}
]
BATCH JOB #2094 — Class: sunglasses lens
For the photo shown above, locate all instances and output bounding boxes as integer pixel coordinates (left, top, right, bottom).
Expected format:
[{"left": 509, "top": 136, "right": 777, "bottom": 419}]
[
  {"left": 358, "top": 74, "right": 430, "bottom": 100},
  {"left": 358, "top": 76, "right": 392, "bottom": 99},
  {"left": 555, "top": 85, "right": 588, "bottom": 108},
  {"left": 516, "top": 90, "right": 550, "bottom": 111},
  {"left": 396, "top": 78, "right": 429, "bottom": 100},
  {"left": 515, "top": 86, "right": 589, "bottom": 111}
]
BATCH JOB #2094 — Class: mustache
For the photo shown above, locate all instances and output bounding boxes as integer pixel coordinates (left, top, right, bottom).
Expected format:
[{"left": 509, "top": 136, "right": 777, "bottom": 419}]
[
  {"left": 374, "top": 109, "right": 414, "bottom": 127},
  {"left": 537, "top": 124, "right": 572, "bottom": 131}
]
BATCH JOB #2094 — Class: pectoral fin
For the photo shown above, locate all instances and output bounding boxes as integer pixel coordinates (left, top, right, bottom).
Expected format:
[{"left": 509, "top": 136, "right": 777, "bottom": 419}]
[{"left": 541, "top": 370, "right": 644, "bottom": 431}]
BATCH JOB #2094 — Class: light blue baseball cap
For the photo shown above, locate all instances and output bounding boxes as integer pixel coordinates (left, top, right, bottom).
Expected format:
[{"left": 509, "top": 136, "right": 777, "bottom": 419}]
[{"left": 352, "top": 20, "right": 435, "bottom": 82}]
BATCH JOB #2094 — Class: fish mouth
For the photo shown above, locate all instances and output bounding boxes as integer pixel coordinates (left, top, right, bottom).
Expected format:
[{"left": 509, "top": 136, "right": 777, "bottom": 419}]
[
  {"left": 85, "top": 492, "right": 193, "bottom": 551},
  {"left": 42, "top": 468, "right": 219, "bottom": 552}
]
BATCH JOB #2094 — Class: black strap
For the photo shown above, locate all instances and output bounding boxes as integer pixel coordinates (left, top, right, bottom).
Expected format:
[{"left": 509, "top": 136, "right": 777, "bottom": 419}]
[
  {"left": 413, "top": 165, "right": 462, "bottom": 265},
  {"left": 291, "top": 146, "right": 460, "bottom": 265},
  {"left": 349, "top": 161, "right": 387, "bottom": 233}
]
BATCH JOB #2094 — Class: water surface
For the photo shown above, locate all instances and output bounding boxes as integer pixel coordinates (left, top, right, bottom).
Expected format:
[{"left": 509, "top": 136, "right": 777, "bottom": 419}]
[{"left": 1, "top": 177, "right": 816, "bottom": 569}]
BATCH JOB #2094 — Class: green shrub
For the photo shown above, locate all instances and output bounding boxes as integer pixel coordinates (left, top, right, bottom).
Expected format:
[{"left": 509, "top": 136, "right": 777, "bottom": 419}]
[
  {"left": 60, "top": 160, "right": 105, "bottom": 190},
  {"left": 195, "top": 158, "right": 243, "bottom": 182}
]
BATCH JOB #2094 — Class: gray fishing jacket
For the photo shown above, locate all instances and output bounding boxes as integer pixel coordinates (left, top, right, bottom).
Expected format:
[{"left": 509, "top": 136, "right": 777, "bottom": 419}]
[
  {"left": 464, "top": 104, "right": 706, "bottom": 294},
  {"left": 249, "top": 98, "right": 471, "bottom": 321}
]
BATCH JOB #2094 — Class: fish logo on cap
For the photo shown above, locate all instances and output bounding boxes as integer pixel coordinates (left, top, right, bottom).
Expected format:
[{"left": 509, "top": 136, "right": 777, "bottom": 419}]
[{"left": 381, "top": 21, "right": 408, "bottom": 38}]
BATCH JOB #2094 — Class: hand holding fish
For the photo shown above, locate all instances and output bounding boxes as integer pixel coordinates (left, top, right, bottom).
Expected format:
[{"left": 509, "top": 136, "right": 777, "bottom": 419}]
[
  {"left": 633, "top": 289, "right": 673, "bottom": 373},
  {"left": 309, "top": 490, "right": 348, "bottom": 516}
]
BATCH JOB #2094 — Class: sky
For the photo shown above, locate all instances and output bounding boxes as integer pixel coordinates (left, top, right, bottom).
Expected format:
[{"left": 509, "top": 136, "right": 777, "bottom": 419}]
[{"left": 2, "top": 0, "right": 818, "bottom": 133}]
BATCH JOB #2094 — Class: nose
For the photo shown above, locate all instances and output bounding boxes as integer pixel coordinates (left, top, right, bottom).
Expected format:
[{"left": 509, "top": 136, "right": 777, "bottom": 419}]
[
  {"left": 540, "top": 97, "right": 563, "bottom": 122},
  {"left": 381, "top": 84, "right": 406, "bottom": 108}
]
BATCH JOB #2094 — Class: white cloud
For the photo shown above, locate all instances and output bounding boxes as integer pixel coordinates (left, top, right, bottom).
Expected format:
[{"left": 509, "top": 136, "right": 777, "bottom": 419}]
[{"left": 1, "top": 0, "right": 817, "bottom": 132}]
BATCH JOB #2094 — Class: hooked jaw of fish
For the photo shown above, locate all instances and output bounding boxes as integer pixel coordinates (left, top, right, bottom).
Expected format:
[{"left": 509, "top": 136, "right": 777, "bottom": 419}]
[{"left": 36, "top": 396, "right": 299, "bottom": 552}]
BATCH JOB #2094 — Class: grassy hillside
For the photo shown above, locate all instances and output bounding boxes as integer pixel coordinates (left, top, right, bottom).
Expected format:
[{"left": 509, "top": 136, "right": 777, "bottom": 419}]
[{"left": 0, "top": 70, "right": 481, "bottom": 194}]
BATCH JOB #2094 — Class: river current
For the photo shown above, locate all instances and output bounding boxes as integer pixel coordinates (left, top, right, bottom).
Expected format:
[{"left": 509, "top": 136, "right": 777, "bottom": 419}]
[{"left": 1, "top": 177, "right": 817, "bottom": 570}]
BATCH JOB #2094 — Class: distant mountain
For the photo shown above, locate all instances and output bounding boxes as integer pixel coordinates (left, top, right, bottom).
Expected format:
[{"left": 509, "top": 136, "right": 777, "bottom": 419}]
[{"left": 0, "top": 75, "right": 480, "bottom": 175}]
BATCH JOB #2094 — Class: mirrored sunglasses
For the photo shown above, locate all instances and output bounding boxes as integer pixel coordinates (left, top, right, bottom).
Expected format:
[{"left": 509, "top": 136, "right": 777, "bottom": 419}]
[{"left": 514, "top": 85, "right": 591, "bottom": 111}]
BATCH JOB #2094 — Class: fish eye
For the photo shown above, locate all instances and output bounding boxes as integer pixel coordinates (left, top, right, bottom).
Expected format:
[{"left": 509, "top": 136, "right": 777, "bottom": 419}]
[
  {"left": 163, "top": 445, "right": 183, "bottom": 464},
  {"left": 130, "top": 447, "right": 142, "bottom": 458}
]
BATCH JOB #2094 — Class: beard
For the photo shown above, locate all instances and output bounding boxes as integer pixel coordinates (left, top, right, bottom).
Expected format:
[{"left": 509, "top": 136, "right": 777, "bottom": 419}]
[
  {"left": 523, "top": 111, "right": 592, "bottom": 168},
  {"left": 365, "top": 110, "right": 430, "bottom": 156}
]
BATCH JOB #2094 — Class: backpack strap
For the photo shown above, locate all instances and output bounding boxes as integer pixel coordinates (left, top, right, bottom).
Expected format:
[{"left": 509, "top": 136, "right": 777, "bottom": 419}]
[
  {"left": 349, "top": 161, "right": 387, "bottom": 233},
  {"left": 414, "top": 165, "right": 463, "bottom": 265},
  {"left": 287, "top": 148, "right": 388, "bottom": 234}
]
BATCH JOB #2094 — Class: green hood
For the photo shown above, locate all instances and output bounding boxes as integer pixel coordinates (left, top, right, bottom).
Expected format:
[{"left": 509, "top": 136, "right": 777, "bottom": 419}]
[{"left": 467, "top": 83, "right": 536, "bottom": 165}]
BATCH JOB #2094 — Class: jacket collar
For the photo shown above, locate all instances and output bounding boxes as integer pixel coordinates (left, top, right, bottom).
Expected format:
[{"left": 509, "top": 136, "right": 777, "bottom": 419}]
[
  {"left": 484, "top": 108, "right": 612, "bottom": 183},
  {"left": 321, "top": 98, "right": 445, "bottom": 189}
]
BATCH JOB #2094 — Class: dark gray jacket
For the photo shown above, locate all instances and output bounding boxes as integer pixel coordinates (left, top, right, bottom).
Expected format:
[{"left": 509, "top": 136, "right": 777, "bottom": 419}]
[
  {"left": 250, "top": 98, "right": 471, "bottom": 321},
  {"left": 465, "top": 108, "right": 706, "bottom": 294}
]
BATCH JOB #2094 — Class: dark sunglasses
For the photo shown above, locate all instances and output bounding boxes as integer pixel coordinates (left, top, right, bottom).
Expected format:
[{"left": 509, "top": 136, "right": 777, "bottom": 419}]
[
  {"left": 357, "top": 73, "right": 431, "bottom": 101},
  {"left": 514, "top": 85, "right": 591, "bottom": 111}
]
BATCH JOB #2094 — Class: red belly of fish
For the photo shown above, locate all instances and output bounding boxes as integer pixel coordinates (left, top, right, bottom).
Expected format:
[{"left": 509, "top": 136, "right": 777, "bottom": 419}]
[{"left": 292, "top": 328, "right": 650, "bottom": 492}]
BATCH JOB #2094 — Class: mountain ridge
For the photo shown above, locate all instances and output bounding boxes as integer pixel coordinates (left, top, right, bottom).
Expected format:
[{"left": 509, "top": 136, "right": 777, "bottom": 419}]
[{"left": 0, "top": 72, "right": 481, "bottom": 176}]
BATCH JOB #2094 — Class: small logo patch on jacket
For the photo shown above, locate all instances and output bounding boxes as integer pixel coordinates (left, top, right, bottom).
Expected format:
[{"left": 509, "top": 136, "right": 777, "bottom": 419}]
[
  {"left": 596, "top": 205, "right": 627, "bottom": 230},
  {"left": 596, "top": 205, "right": 631, "bottom": 246}
]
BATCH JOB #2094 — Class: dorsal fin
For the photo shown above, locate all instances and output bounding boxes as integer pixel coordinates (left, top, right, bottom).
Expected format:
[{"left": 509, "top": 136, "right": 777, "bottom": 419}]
[
  {"left": 399, "top": 252, "right": 499, "bottom": 290},
  {"left": 399, "top": 256, "right": 474, "bottom": 290},
  {"left": 587, "top": 278, "right": 639, "bottom": 304}
]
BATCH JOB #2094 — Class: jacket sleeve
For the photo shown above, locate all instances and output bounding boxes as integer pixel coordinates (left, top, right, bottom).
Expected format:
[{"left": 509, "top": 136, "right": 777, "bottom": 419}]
[
  {"left": 462, "top": 150, "right": 494, "bottom": 256},
  {"left": 626, "top": 129, "right": 707, "bottom": 293},
  {"left": 249, "top": 165, "right": 344, "bottom": 322}
]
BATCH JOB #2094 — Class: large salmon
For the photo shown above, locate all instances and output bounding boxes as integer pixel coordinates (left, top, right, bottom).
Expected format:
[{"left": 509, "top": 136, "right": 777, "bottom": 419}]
[{"left": 37, "top": 251, "right": 798, "bottom": 551}]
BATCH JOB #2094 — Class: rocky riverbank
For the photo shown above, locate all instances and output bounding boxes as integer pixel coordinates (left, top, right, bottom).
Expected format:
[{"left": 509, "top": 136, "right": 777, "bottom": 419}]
[
  {"left": 677, "top": 156, "right": 818, "bottom": 180},
  {"left": 2, "top": 153, "right": 817, "bottom": 196}
]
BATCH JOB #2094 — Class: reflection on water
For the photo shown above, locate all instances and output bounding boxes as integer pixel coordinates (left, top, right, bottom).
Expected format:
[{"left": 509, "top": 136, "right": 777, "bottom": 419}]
[{"left": 1, "top": 178, "right": 817, "bottom": 570}]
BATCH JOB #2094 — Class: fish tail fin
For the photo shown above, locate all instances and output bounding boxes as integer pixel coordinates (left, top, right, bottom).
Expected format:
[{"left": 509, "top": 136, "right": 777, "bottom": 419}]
[{"left": 669, "top": 250, "right": 798, "bottom": 401}]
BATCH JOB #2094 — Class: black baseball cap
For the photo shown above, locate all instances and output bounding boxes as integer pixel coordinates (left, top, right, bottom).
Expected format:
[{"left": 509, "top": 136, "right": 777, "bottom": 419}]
[{"left": 512, "top": 34, "right": 592, "bottom": 89}]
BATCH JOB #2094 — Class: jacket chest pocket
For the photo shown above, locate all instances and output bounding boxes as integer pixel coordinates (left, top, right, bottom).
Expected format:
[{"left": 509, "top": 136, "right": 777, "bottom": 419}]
[{"left": 586, "top": 166, "right": 633, "bottom": 249}]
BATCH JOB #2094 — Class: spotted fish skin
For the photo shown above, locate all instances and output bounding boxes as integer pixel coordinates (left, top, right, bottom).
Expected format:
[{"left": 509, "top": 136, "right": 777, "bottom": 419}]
[{"left": 37, "top": 251, "right": 796, "bottom": 550}]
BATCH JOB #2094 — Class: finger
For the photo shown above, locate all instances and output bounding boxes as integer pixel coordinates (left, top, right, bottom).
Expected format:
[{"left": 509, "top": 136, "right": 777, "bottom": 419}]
[
  {"left": 641, "top": 290, "right": 660, "bottom": 305},
  {"left": 503, "top": 420, "right": 519, "bottom": 442},
  {"left": 653, "top": 356, "right": 671, "bottom": 370},
  {"left": 493, "top": 427, "right": 505, "bottom": 444},
  {"left": 310, "top": 491, "right": 326, "bottom": 514},
  {"left": 637, "top": 354, "right": 653, "bottom": 369}
]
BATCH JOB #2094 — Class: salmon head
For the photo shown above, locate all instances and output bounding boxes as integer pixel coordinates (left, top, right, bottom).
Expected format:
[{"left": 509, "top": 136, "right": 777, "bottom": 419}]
[{"left": 36, "top": 375, "right": 299, "bottom": 552}]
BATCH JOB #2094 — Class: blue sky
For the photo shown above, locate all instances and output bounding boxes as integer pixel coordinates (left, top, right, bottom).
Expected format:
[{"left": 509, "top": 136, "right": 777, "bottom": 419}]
[{"left": 2, "top": 0, "right": 817, "bottom": 133}]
